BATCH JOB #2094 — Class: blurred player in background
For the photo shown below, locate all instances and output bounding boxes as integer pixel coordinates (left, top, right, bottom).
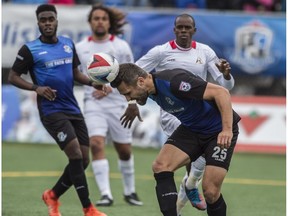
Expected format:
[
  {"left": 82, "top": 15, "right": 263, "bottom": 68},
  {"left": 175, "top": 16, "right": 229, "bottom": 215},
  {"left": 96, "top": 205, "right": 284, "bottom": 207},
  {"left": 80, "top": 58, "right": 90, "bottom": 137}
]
[
  {"left": 111, "top": 63, "right": 241, "bottom": 216},
  {"left": 8, "top": 4, "right": 106, "bottom": 216},
  {"left": 76, "top": 4, "right": 143, "bottom": 207},
  {"left": 123, "top": 13, "right": 234, "bottom": 215}
]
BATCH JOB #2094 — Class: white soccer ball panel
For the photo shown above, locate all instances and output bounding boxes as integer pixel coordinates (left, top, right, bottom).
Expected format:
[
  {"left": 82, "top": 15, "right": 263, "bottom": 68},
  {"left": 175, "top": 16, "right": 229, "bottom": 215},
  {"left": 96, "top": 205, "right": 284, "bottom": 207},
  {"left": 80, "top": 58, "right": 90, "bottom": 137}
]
[{"left": 86, "top": 52, "right": 119, "bottom": 84}]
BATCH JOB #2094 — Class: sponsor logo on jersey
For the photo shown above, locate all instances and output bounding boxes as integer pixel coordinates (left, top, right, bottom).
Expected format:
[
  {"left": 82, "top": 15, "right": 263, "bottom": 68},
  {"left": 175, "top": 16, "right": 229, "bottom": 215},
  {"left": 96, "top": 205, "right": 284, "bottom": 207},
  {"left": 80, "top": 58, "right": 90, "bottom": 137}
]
[
  {"left": 57, "top": 132, "right": 67, "bottom": 142},
  {"left": 63, "top": 45, "right": 72, "bottom": 53},
  {"left": 179, "top": 81, "right": 191, "bottom": 92},
  {"left": 45, "top": 57, "right": 73, "bottom": 68},
  {"left": 167, "top": 58, "right": 176, "bottom": 62},
  {"left": 165, "top": 97, "right": 174, "bottom": 105},
  {"left": 166, "top": 107, "right": 185, "bottom": 113}
]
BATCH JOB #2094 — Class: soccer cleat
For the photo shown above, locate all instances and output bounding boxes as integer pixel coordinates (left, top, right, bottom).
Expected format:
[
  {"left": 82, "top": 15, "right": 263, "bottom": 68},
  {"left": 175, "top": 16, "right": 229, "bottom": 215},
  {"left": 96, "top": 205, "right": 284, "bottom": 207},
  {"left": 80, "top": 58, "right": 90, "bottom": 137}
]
[
  {"left": 124, "top": 193, "right": 143, "bottom": 206},
  {"left": 42, "top": 189, "right": 62, "bottom": 216},
  {"left": 83, "top": 204, "right": 107, "bottom": 216},
  {"left": 184, "top": 183, "right": 207, "bottom": 211},
  {"left": 95, "top": 195, "right": 113, "bottom": 207}
]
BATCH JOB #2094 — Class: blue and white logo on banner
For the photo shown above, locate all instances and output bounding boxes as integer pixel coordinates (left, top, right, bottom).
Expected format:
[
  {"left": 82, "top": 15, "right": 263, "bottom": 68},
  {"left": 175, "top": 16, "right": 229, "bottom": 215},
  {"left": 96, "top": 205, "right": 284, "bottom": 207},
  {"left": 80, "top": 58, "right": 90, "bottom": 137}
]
[{"left": 230, "top": 20, "right": 277, "bottom": 74}]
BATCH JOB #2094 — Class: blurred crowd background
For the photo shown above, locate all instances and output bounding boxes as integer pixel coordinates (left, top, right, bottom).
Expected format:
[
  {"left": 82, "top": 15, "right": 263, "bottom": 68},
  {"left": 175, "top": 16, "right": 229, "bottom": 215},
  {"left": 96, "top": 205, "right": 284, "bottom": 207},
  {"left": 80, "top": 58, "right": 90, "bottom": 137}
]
[{"left": 2, "top": 0, "right": 286, "bottom": 12}]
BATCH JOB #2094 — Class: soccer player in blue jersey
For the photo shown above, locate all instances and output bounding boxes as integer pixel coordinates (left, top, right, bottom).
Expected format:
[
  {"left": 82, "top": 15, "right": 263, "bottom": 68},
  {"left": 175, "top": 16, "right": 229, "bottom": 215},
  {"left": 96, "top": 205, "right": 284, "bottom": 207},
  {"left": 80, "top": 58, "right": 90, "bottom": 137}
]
[
  {"left": 110, "top": 63, "right": 241, "bottom": 216},
  {"left": 8, "top": 4, "right": 106, "bottom": 216}
]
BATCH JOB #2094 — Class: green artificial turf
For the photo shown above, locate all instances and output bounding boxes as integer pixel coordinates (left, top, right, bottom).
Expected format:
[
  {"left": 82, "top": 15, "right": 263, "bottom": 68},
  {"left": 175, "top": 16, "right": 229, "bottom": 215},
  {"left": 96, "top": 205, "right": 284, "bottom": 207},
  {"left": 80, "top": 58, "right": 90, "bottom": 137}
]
[{"left": 2, "top": 142, "right": 286, "bottom": 216}]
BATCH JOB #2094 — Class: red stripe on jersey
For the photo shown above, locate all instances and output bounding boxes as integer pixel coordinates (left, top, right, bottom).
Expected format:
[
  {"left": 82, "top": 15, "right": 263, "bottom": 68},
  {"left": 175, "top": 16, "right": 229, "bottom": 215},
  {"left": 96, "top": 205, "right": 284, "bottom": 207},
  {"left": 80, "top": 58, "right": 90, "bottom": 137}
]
[
  {"left": 88, "top": 36, "right": 93, "bottom": 41},
  {"left": 87, "top": 34, "right": 115, "bottom": 42},
  {"left": 169, "top": 40, "right": 177, "bottom": 49},
  {"left": 87, "top": 54, "right": 110, "bottom": 69},
  {"left": 109, "top": 35, "right": 115, "bottom": 41},
  {"left": 169, "top": 40, "right": 196, "bottom": 50},
  {"left": 191, "top": 41, "right": 196, "bottom": 49}
]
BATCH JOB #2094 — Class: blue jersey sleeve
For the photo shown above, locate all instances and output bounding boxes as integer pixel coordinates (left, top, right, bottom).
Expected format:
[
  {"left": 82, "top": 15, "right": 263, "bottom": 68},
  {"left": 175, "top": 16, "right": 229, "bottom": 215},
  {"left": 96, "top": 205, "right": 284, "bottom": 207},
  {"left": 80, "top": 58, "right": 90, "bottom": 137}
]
[{"left": 170, "top": 72, "right": 207, "bottom": 100}]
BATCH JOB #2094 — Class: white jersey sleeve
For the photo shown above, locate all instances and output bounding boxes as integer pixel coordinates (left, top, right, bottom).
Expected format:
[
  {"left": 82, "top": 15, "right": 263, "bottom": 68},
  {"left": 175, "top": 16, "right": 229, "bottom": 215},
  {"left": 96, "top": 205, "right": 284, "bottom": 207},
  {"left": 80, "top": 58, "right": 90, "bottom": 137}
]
[
  {"left": 205, "top": 45, "right": 235, "bottom": 90},
  {"left": 115, "top": 39, "right": 134, "bottom": 64},
  {"left": 135, "top": 45, "right": 162, "bottom": 72}
]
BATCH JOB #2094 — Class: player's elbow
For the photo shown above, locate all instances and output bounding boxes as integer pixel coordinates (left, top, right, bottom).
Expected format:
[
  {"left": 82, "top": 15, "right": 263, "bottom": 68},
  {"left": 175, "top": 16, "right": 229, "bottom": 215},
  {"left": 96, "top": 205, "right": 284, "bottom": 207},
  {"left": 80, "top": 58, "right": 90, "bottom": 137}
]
[
  {"left": 8, "top": 70, "right": 17, "bottom": 85},
  {"left": 219, "top": 87, "right": 231, "bottom": 99}
]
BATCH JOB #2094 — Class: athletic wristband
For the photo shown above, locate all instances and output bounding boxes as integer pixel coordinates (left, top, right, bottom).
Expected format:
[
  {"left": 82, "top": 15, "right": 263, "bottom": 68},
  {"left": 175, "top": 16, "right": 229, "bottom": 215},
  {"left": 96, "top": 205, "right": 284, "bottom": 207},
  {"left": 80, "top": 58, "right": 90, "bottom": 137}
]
[
  {"left": 32, "top": 84, "right": 38, "bottom": 91},
  {"left": 128, "top": 100, "right": 137, "bottom": 104}
]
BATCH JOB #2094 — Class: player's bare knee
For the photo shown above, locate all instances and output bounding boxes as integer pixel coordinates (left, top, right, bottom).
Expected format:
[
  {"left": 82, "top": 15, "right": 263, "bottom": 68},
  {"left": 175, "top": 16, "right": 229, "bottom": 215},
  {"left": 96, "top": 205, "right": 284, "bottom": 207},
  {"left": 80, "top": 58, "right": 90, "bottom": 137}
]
[
  {"left": 118, "top": 152, "right": 131, "bottom": 161},
  {"left": 203, "top": 188, "right": 219, "bottom": 204},
  {"left": 115, "top": 146, "right": 131, "bottom": 160},
  {"left": 152, "top": 160, "right": 167, "bottom": 173},
  {"left": 90, "top": 141, "right": 104, "bottom": 154},
  {"left": 114, "top": 143, "right": 131, "bottom": 160}
]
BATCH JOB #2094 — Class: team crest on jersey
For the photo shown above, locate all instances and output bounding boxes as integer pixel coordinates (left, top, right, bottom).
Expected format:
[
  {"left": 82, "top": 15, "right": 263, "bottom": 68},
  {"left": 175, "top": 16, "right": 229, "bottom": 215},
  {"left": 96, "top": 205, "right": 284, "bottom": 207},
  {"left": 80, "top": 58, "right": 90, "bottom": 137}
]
[
  {"left": 165, "top": 97, "right": 174, "bottom": 105},
  {"left": 63, "top": 45, "right": 72, "bottom": 53},
  {"left": 57, "top": 132, "right": 67, "bottom": 142},
  {"left": 196, "top": 57, "right": 203, "bottom": 64},
  {"left": 179, "top": 81, "right": 191, "bottom": 92}
]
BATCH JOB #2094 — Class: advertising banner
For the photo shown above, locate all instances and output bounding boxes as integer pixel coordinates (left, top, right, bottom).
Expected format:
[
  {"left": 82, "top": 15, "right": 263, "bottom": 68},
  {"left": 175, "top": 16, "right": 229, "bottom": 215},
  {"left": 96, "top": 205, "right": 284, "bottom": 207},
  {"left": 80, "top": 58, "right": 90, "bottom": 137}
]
[
  {"left": 2, "top": 86, "right": 285, "bottom": 154},
  {"left": 2, "top": 4, "right": 286, "bottom": 76}
]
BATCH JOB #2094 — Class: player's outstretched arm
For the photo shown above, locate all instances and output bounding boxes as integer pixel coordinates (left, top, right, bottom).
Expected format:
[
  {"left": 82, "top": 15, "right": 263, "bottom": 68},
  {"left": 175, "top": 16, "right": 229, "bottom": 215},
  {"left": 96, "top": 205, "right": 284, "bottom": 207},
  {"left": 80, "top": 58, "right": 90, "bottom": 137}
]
[{"left": 73, "top": 67, "right": 106, "bottom": 91}]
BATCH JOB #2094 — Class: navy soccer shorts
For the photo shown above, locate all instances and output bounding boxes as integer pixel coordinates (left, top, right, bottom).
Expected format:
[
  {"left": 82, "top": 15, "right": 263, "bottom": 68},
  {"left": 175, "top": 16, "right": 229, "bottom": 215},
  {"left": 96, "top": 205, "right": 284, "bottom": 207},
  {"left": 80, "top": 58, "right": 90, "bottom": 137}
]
[
  {"left": 165, "top": 124, "right": 239, "bottom": 171},
  {"left": 41, "top": 112, "right": 89, "bottom": 150}
]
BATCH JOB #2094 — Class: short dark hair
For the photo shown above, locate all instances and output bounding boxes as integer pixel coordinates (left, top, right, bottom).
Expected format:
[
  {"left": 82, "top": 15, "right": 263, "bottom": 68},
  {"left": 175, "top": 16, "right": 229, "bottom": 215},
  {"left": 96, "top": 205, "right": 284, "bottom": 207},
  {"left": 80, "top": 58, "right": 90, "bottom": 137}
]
[
  {"left": 36, "top": 4, "right": 57, "bottom": 18},
  {"left": 87, "top": 3, "right": 126, "bottom": 35},
  {"left": 174, "top": 14, "right": 196, "bottom": 27},
  {"left": 111, "top": 63, "right": 148, "bottom": 88}
]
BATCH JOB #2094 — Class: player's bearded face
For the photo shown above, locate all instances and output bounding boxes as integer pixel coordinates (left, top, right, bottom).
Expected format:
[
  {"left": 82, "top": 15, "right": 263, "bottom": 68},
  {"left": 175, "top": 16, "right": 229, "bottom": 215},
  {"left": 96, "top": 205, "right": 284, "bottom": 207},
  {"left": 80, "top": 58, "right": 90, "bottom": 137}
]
[
  {"left": 39, "top": 25, "right": 57, "bottom": 38},
  {"left": 118, "top": 82, "right": 148, "bottom": 105},
  {"left": 91, "top": 10, "right": 110, "bottom": 38},
  {"left": 38, "top": 12, "right": 58, "bottom": 38},
  {"left": 135, "top": 88, "right": 149, "bottom": 105}
]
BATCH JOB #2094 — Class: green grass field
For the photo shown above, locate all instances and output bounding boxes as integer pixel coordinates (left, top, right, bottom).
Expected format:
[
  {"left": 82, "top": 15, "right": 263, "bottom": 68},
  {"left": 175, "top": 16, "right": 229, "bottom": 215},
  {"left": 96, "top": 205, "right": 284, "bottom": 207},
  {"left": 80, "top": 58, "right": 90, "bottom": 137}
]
[{"left": 2, "top": 142, "right": 286, "bottom": 216}]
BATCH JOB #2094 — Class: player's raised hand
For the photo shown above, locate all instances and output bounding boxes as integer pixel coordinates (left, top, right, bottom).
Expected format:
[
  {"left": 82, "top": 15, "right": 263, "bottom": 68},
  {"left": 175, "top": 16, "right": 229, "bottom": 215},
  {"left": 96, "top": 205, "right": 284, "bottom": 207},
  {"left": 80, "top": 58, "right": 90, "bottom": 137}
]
[
  {"left": 120, "top": 103, "right": 143, "bottom": 128},
  {"left": 216, "top": 58, "right": 231, "bottom": 79},
  {"left": 92, "top": 85, "right": 112, "bottom": 99},
  {"left": 35, "top": 86, "right": 57, "bottom": 101},
  {"left": 91, "top": 82, "right": 105, "bottom": 90}
]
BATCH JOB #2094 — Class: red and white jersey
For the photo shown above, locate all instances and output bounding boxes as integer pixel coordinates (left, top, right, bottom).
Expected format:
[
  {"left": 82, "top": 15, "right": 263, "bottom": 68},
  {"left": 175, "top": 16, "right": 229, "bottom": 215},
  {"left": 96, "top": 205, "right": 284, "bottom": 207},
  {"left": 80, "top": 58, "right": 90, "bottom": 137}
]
[
  {"left": 136, "top": 40, "right": 234, "bottom": 90},
  {"left": 76, "top": 35, "right": 134, "bottom": 110},
  {"left": 136, "top": 40, "right": 235, "bottom": 137}
]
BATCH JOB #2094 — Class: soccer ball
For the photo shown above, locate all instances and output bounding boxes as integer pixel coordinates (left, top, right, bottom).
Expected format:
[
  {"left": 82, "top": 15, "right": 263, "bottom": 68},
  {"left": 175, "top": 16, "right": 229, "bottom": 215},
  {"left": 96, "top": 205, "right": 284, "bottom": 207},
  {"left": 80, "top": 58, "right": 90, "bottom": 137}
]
[{"left": 86, "top": 52, "right": 119, "bottom": 84}]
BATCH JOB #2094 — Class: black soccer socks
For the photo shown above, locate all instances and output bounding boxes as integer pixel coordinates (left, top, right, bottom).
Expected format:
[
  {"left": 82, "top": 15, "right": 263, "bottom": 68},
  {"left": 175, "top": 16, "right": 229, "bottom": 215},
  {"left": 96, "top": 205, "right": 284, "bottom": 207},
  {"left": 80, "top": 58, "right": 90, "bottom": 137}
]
[
  {"left": 207, "top": 193, "right": 227, "bottom": 216},
  {"left": 52, "top": 165, "right": 73, "bottom": 198},
  {"left": 154, "top": 171, "right": 178, "bottom": 216},
  {"left": 69, "top": 159, "right": 91, "bottom": 208}
]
